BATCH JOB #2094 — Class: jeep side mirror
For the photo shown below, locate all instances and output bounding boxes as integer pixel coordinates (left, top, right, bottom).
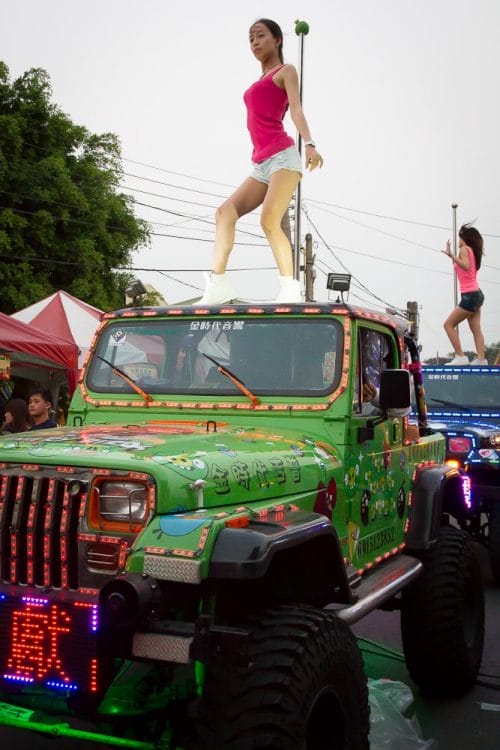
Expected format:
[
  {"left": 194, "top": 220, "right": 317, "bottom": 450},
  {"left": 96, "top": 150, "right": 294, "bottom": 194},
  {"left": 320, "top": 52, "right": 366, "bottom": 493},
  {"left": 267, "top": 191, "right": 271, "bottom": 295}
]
[{"left": 379, "top": 369, "right": 411, "bottom": 411}]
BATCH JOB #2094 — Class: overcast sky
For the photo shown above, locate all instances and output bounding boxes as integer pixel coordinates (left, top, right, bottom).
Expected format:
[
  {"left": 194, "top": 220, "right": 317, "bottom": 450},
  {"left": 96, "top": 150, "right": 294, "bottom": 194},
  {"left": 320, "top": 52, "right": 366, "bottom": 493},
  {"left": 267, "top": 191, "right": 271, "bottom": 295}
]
[{"left": 1, "top": 0, "right": 499, "bottom": 360}]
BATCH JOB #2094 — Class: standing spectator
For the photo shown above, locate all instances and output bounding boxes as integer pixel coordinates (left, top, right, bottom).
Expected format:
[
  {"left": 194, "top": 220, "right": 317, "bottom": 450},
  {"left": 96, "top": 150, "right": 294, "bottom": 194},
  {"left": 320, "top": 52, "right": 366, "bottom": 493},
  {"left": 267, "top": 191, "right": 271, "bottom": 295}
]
[
  {"left": 442, "top": 223, "right": 486, "bottom": 365},
  {"left": 1, "top": 398, "right": 30, "bottom": 434},
  {"left": 28, "top": 389, "right": 57, "bottom": 430}
]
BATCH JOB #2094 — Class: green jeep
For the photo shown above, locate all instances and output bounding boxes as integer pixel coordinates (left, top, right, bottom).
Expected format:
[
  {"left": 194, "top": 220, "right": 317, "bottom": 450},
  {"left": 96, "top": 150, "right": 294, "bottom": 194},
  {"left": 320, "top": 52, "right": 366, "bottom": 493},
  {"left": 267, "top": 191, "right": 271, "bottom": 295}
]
[{"left": 0, "top": 302, "right": 484, "bottom": 749}]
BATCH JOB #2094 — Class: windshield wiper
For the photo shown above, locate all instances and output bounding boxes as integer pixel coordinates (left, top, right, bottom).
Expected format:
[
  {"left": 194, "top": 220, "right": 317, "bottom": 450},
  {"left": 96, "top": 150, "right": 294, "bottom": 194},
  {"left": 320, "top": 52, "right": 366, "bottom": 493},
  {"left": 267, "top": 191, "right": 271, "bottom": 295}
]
[
  {"left": 430, "top": 398, "right": 471, "bottom": 411},
  {"left": 96, "top": 355, "right": 152, "bottom": 403},
  {"left": 202, "top": 353, "right": 261, "bottom": 406}
]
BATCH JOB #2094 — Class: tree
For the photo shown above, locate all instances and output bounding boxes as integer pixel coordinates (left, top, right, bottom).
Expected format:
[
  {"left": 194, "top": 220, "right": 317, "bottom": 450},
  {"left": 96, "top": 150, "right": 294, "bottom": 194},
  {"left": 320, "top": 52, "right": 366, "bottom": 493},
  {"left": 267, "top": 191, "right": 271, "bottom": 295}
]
[
  {"left": 0, "top": 62, "right": 149, "bottom": 314},
  {"left": 486, "top": 342, "right": 500, "bottom": 366}
]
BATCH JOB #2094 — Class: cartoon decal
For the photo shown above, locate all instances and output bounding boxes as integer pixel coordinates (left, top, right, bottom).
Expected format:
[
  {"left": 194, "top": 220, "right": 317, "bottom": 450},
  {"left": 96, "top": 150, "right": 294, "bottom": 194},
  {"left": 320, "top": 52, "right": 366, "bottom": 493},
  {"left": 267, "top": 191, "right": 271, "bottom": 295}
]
[
  {"left": 348, "top": 521, "right": 360, "bottom": 561},
  {"left": 397, "top": 486, "right": 406, "bottom": 518},
  {"left": 344, "top": 453, "right": 361, "bottom": 497},
  {"left": 158, "top": 515, "right": 209, "bottom": 536},
  {"left": 216, "top": 444, "right": 238, "bottom": 459},
  {"left": 360, "top": 490, "right": 371, "bottom": 526},
  {"left": 155, "top": 454, "right": 208, "bottom": 478},
  {"left": 313, "top": 479, "right": 337, "bottom": 521}
]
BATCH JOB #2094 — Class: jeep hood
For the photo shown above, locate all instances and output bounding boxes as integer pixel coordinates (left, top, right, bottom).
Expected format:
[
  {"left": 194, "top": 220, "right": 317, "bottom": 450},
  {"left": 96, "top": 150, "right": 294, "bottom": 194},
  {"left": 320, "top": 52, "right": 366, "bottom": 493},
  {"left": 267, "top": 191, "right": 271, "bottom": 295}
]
[{"left": 0, "top": 423, "right": 337, "bottom": 512}]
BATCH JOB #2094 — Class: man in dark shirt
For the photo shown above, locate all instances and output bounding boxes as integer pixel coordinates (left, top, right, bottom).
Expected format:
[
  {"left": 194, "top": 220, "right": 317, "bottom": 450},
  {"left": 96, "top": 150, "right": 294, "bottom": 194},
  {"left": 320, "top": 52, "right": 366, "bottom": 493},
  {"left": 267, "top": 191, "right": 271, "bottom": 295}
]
[{"left": 28, "top": 389, "right": 57, "bottom": 430}]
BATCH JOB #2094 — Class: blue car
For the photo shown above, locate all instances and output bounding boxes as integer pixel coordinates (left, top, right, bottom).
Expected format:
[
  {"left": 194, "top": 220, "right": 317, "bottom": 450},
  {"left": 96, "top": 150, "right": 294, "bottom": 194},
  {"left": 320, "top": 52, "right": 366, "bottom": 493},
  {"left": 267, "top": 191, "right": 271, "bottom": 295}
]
[{"left": 420, "top": 364, "right": 500, "bottom": 584}]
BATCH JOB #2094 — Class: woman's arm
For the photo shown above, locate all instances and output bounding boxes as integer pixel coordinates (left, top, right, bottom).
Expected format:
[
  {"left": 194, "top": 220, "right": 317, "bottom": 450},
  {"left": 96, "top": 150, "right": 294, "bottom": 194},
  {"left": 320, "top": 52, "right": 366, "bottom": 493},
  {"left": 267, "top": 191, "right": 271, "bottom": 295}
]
[
  {"left": 278, "top": 65, "right": 323, "bottom": 170},
  {"left": 441, "top": 240, "right": 470, "bottom": 270}
]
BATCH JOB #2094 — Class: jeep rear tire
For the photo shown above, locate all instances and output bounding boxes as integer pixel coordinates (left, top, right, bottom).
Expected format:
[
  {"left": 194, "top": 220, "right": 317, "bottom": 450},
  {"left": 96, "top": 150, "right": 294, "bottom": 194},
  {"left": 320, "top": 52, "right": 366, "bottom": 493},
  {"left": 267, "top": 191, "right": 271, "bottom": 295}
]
[
  {"left": 401, "top": 526, "right": 484, "bottom": 697},
  {"left": 488, "top": 503, "right": 500, "bottom": 586},
  {"left": 191, "top": 605, "right": 369, "bottom": 749}
]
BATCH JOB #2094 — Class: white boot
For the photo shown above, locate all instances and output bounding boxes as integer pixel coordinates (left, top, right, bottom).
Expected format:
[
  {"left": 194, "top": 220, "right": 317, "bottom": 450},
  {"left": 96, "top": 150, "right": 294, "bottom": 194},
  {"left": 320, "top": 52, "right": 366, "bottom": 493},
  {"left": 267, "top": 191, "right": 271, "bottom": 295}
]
[
  {"left": 195, "top": 272, "right": 235, "bottom": 306},
  {"left": 275, "top": 276, "right": 302, "bottom": 303}
]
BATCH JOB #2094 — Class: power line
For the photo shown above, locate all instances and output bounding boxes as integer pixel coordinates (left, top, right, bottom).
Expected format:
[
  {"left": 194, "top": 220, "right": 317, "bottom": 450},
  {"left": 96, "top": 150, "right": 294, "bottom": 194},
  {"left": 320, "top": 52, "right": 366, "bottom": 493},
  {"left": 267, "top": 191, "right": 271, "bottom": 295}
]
[
  {"left": 123, "top": 171, "right": 229, "bottom": 200},
  {"left": 12, "top": 139, "right": 500, "bottom": 237},
  {"left": 121, "top": 157, "right": 237, "bottom": 189},
  {"left": 304, "top": 202, "right": 500, "bottom": 272},
  {"left": 133, "top": 200, "right": 265, "bottom": 240},
  {"left": 124, "top": 265, "right": 276, "bottom": 273},
  {"left": 0, "top": 252, "right": 82, "bottom": 266},
  {"left": 0, "top": 205, "right": 268, "bottom": 246},
  {"left": 303, "top": 208, "right": 404, "bottom": 310},
  {"left": 120, "top": 184, "right": 218, "bottom": 210}
]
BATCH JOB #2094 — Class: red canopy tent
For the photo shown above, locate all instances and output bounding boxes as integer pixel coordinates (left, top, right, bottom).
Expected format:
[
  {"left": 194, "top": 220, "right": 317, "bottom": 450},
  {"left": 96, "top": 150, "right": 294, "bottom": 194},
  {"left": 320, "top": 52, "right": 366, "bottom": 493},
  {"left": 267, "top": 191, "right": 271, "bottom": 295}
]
[
  {"left": 0, "top": 312, "right": 79, "bottom": 394},
  {"left": 11, "top": 290, "right": 102, "bottom": 369}
]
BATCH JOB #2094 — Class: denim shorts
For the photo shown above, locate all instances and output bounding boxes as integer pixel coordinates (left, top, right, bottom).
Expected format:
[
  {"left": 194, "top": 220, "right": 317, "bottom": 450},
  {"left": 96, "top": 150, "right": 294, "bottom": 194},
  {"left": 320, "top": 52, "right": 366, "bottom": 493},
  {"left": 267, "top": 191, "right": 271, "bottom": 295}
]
[
  {"left": 251, "top": 146, "right": 302, "bottom": 184},
  {"left": 459, "top": 289, "right": 484, "bottom": 312}
]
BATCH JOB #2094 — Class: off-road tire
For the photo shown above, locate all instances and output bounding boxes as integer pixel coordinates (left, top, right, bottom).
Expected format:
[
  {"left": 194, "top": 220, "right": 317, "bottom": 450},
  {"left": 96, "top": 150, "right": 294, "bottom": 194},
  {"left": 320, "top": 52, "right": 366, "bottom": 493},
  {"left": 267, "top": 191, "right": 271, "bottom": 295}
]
[
  {"left": 190, "top": 604, "right": 369, "bottom": 750},
  {"left": 401, "top": 526, "right": 484, "bottom": 697},
  {"left": 488, "top": 503, "right": 500, "bottom": 586}
]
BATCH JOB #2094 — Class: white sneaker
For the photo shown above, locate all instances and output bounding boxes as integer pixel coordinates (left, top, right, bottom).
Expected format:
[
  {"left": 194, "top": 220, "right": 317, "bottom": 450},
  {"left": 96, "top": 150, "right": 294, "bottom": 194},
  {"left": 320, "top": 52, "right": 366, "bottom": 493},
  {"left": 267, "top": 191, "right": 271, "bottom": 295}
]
[
  {"left": 275, "top": 277, "right": 302, "bottom": 303},
  {"left": 470, "top": 358, "right": 488, "bottom": 365},
  {"left": 195, "top": 273, "right": 235, "bottom": 306},
  {"left": 446, "top": 355, "right": 469, "bottom": 365}
]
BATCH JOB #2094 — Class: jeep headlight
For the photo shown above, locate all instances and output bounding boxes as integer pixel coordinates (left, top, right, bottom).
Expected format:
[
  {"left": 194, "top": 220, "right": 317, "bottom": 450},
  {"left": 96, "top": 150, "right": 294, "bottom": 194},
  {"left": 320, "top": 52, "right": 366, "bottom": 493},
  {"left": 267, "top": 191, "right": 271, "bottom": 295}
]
[
  {"left": 90, "top": 479, "right": 150, "bottom": 532},
  {"left": 489, "top": 433, "right": 500, "bottom": 448}
]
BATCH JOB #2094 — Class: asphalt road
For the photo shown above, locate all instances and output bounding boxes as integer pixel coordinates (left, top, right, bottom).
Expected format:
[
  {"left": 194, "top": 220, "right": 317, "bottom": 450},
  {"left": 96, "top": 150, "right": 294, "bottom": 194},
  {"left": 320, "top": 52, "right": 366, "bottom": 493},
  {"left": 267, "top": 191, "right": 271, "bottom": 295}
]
[
  {"left": 0, "top": 542, "right": 498, "bottom": 749},
  {"left": 354, "top": 542, "right": 500, "bottom": 750}
]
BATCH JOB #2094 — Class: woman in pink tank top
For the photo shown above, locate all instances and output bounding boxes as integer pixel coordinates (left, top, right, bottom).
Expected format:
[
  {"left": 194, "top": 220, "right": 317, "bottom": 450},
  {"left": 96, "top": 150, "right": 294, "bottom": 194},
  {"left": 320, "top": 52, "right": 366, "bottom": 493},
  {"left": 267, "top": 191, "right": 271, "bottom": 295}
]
[
  {"left": 442, "top": 223, "right": 486, "bottom": 365},
  {"left": 198, "top": 18, "right": 323, "bottom": 305}
]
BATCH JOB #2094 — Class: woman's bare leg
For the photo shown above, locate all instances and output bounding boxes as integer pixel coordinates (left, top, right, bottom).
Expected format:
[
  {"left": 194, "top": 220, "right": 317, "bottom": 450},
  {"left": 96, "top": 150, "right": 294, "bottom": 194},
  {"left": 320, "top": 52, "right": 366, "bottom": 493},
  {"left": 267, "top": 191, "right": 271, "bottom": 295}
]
[
  {"left": 212, "top": 177, "right": 268, "bottom": 273},
  {"left": 467, "top": 308, "right": 485, "bottom": 359},
  {"left": 260, "top": 169, "right": 301, "bottom": 275},
  {"left": 444, "top": 306, "right": 469, "bottom": 355}
]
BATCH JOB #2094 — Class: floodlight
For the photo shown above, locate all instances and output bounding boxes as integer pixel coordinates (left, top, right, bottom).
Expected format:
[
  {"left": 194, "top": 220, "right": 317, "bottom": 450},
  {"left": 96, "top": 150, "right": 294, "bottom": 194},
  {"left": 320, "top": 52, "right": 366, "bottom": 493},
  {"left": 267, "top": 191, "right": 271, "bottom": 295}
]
[{"left": 326, "top": 273, "right": 351, "bottom": 292}]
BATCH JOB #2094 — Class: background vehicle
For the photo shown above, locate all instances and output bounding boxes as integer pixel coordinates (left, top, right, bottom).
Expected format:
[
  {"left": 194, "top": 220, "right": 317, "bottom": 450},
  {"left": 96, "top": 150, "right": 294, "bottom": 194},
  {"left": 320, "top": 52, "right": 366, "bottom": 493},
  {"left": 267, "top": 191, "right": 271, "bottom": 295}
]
[
  {"left": 0, "top": 303, "right": 484, "bottom": 749},
  {"left": 420, "top": 365, "right": 500, "bottom": 584}
]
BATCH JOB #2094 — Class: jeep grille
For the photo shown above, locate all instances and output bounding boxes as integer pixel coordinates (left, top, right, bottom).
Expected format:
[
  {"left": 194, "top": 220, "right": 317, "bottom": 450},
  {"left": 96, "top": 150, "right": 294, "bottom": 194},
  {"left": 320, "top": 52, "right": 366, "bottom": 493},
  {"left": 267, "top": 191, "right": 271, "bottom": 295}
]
[{"left": 0, "top": 466, "right": 86, "bottom": 589}]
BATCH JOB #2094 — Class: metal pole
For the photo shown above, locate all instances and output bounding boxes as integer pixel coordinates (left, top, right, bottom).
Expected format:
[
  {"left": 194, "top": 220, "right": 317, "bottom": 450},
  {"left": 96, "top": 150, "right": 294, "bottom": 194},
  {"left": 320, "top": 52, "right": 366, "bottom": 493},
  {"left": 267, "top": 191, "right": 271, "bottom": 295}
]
[
  {"left": 293, "top": 20, "right": 309, "bottom": 281},
  {"left": 452, "top": 203, "right": 458, "bottom": 307},
  {"left": 305, "top": 232, "right": 315, "bottom": 301}
]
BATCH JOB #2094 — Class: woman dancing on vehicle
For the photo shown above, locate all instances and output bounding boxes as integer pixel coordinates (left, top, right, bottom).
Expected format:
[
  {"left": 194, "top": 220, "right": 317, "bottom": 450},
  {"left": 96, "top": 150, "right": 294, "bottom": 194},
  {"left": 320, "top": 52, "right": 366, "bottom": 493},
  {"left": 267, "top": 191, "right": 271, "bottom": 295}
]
[
  {"left": 442, "top": 223, "right": 486, "bottom": 365},
  {"left": 198, "top": 18, "right": 323, "bottom": 305}
]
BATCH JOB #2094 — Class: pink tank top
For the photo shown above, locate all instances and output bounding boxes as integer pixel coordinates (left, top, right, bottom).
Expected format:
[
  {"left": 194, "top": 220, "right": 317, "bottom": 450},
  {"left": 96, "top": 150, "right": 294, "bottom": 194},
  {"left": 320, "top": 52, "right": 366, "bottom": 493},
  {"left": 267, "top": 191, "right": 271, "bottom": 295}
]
[
  {"left": 243, "top": 65, "right": 295, "bottom": 163},
  {"left": 455, "top": 246, "right": 479, "bottom": 293}
]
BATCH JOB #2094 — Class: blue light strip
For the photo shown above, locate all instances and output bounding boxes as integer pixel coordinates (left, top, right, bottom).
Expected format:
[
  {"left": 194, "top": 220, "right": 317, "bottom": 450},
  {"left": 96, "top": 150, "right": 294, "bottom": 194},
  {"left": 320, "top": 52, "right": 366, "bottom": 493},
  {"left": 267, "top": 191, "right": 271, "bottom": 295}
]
[
  {"left": 46, "top": 680, "right": 78, "bottom": 691},
  {"left": 3, "top": 674, "right": 34, "bottom": 684},
  {"left": 424, "top": 366, "right": 500, "bottom": 374},
  {"left": 428, "top": 411, "right": 500, "bottom": 419}
]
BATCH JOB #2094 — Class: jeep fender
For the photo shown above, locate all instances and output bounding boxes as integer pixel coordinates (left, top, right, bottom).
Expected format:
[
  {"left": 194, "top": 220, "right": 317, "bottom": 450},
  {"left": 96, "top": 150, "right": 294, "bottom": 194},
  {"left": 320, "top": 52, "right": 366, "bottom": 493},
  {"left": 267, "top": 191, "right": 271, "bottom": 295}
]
[
  {"left": 209, "top": 511, "right": 352, "bottom": 604},
  {"left": 406, "top": 464, "right": 466, "bottom": 550}
]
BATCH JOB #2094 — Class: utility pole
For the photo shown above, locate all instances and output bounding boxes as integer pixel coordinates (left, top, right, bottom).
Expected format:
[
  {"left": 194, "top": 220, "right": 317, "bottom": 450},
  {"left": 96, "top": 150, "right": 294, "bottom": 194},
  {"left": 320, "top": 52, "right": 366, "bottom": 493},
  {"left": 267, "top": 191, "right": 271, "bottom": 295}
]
[
  {"left": 304, "top": 233, "right": 315, "bottom": 301},
  {"left": 293, "top": 20, "right": 310, "bottom": 282},
  {"left": 452, "top": 203, "right": 458, "bottom": 307},
  {"left": 281, "top": 207, "right": 293, "bottom": 248},
  {"left": 406, "top": 301, "right": 419, "bottom": 342}
]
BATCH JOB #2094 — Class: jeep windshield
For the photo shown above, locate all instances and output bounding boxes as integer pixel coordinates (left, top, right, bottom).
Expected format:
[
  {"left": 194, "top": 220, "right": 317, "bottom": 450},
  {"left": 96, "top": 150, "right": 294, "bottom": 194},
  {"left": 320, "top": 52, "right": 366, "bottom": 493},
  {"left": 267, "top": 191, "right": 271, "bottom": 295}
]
[
  {"left": 86, "top": 317, "right": 343, "bottom": 397},
  {"left": 422, "top": 368, "right": 500, "bottom": 413}
]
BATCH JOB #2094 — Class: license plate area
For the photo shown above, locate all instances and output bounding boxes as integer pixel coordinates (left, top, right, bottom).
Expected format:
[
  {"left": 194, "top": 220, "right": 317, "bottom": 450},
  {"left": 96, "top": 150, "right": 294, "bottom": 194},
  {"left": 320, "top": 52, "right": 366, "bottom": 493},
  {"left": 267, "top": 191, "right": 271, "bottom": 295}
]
[{"left": 0, "top": 593, "right": 100, "bottom": 693}]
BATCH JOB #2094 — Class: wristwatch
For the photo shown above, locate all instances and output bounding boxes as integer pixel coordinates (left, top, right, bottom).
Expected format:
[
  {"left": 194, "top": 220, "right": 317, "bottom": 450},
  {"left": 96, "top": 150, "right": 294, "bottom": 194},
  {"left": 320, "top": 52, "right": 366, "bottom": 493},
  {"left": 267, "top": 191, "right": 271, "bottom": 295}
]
[{"left": 304, "top": 140, "right": 316, "bottom": 148}]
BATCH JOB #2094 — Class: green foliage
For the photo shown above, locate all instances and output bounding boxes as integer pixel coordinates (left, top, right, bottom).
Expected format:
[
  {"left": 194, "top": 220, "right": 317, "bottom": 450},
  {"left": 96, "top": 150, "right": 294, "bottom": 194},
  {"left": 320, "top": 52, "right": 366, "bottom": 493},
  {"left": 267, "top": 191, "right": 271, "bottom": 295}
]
[
  {"left": 0, "top": 62, "right": 149, "bottom": 313},
  {"left": 485, "top": 342, "right": 500, "bottom": 365}
]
